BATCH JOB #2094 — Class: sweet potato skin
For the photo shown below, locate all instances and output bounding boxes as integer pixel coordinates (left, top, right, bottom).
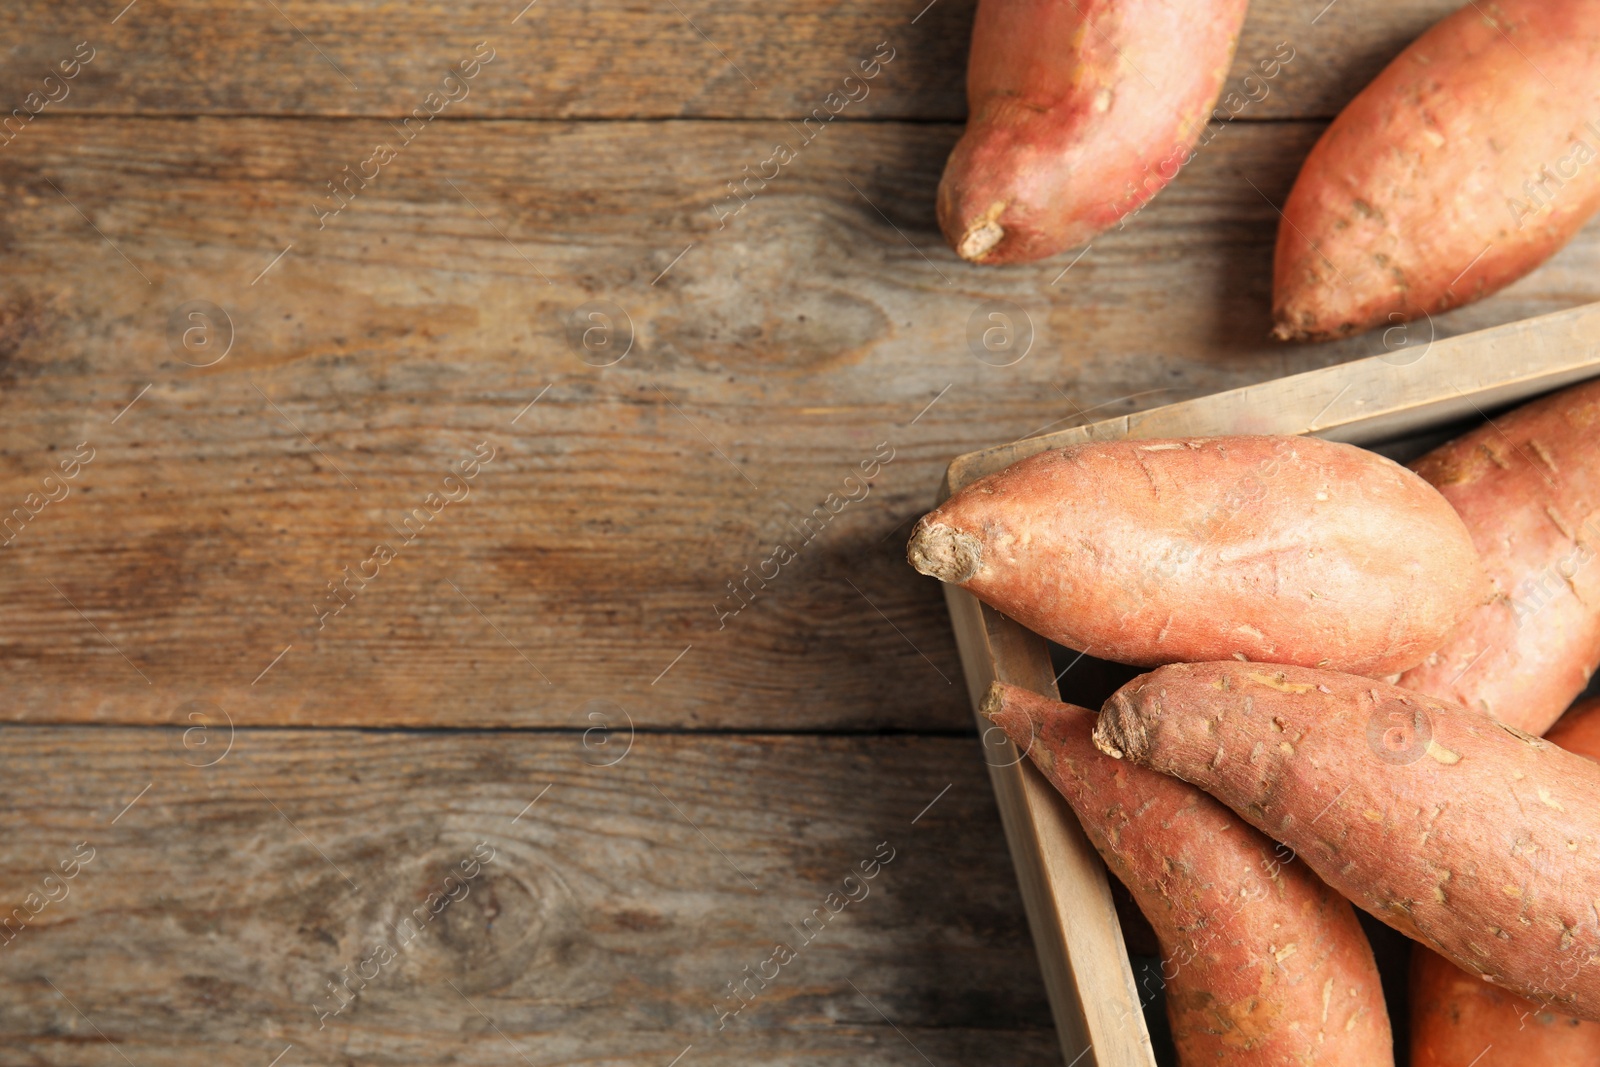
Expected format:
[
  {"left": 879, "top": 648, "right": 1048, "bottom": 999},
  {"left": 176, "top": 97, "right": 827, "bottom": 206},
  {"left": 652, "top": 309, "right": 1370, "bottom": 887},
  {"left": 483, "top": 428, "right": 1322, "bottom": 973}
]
[
  {"left": 1397, "top": 379, "right": 1600, "bottom": 734},
  {"left": 1551, "top": 696, "right": 1600, "bottom": 753},
  {"left": 908, "top": 435, "right": 1483, "bottom": 674},
  {"left": 983, "top": 682, "right": 1392, "bottom": 1065},
  {"left": 937, "top": 0, "right": 1251, "bottom": 265},
  {"left": 1409, "top": 948, "right": 1600, "bottom": 1067},
  {"left": 1095, "top": 662, "right": 1600, "bottom": 1020},
  {"left": 1409, "top": 698, "right": 1600, "bottom": 1065},
  {"left": 1272, "top": 0, "right": 1600, "bottom": 342}
]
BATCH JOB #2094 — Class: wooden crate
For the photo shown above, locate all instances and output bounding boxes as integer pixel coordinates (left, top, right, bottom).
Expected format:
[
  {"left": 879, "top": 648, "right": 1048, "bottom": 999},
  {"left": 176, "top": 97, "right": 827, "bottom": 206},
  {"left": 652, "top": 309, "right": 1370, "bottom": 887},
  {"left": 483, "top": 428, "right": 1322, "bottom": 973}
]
[{"left": 939, "top": 301, "right": 1600, "bottom": 1067}]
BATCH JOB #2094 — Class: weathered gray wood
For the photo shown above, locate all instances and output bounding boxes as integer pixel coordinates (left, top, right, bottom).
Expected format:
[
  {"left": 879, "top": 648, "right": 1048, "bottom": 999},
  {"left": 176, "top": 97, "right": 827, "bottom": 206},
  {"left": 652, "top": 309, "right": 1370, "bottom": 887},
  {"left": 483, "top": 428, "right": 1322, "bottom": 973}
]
[
  {"left": 4, "top": 117, "right": 1600, "bottom": 729},
  {"left": 0, "top": 727, "right": 1056, "bottom": 1064},
  {"left": 0, "top": 0, "right": 1461, "bottom": 122}
]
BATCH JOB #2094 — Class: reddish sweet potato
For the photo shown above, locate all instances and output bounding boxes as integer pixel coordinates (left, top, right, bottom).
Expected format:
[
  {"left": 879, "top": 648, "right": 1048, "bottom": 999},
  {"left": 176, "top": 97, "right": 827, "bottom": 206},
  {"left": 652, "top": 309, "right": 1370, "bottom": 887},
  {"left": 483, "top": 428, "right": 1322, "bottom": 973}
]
[
  {"left": 1273, "top": 0, "right": 1600, "bottom": 342},
  {"left": 1409, "top": 697, "right": 1600, "bottom": 1066},
  {"left": 1094, "top": 662, "right": 1600, "bottom": 1020},
  {"left": 907, "top": 435, "right": 1483, "bottom": 675},
  {"left": 1409, "top": 949, "right": 1600, "bottom": 1067},
  {"left": 983, "top": 682, "right": 1392, "bottom": 1064},
  {"left": 1397, "top": 379, "right": 1600, "bottom": 735},
  {"left": 937, "top": 0, "right": 1252, "bottom": 265},
  {"left": 1551, "top": 696, "right": 1600, "bottom": 752}
]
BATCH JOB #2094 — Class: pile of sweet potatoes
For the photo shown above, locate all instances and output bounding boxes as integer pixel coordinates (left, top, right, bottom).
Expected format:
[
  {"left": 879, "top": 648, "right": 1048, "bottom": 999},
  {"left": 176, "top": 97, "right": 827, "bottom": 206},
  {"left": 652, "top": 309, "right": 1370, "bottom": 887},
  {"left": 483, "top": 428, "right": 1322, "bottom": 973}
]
[
  {"left": 910, "top": 377, "right": 1600, "bottom": 1063},
  {"left": 941, "top": 0, "right": 1600, "bottom": 341}
]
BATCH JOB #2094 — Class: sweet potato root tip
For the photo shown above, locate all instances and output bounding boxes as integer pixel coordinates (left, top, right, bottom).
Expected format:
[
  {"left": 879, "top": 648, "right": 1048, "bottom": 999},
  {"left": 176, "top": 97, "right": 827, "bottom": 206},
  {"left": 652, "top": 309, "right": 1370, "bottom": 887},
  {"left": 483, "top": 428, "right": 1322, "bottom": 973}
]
[
  {"left": 982, "top": 683, "right": 1044, "bottom": 760},
  {"left": 957, "top": 219, "right": 1005, "bottom": 262},
  {"left": 979, "top": 681, "right": 1010, "bottom": 727},
  {"left": 906, "top": 520, "right": 983, "bottom": 583},
  {"left": 1091, "top": 690, "right": 1143, "bottom": 762},
  {"left": 1270, "top": 314, "right": 1347, "bottom": 345}
]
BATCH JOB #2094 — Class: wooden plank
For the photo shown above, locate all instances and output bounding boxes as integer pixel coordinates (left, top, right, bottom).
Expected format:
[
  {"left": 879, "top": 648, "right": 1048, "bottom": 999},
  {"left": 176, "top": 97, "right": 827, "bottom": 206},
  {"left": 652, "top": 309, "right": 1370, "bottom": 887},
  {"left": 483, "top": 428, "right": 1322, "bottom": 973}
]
[
  {"left": 0, "top": 0, "right": 1458, "bottom": 120},
  {"left": 5, "top": 117, "right": 1600, "bottom": 729},
  {"left": 0, "top": 727, "right": 1058, "bottom": 1064}
]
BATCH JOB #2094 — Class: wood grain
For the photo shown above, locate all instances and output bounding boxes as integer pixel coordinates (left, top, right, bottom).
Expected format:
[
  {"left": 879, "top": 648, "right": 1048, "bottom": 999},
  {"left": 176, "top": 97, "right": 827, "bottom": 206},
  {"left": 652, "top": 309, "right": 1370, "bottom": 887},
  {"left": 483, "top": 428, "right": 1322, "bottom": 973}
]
[
  {"left": 8, "top": 2, "right": 1593, "bottom": 1064},
  {"left": 0, "top": 727, "right": 1056, "bottom": 1064},
  {"left": 4, "top": 116, "right": 1600, "bottom": 729},
  {"left": 0, "top": 0, "right": 1462, "bottom": 121}
]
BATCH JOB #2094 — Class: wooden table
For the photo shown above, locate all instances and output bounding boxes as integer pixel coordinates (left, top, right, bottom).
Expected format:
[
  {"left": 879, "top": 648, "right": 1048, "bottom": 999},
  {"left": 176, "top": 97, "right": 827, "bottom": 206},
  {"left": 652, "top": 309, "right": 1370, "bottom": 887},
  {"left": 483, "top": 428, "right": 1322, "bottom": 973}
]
[{"left": 1, "top": 1, "right": 1593, "bottom": 1063}]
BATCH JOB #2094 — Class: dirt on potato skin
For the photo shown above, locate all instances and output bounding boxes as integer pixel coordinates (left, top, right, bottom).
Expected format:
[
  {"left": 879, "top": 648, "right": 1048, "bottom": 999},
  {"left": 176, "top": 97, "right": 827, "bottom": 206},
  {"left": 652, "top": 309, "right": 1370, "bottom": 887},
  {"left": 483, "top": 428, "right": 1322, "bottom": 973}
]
[{"left": 1098, "top": 662, "right": 1600, "bottom": 1022}]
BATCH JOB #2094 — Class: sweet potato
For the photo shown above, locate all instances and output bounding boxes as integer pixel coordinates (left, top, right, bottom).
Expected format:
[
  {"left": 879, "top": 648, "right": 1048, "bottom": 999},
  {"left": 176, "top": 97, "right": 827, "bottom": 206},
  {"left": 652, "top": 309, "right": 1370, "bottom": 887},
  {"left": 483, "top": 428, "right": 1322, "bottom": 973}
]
[
  {"left": 1409, "top": 949, "right": 1600, "bottom": 1067},
  {"left": 1272, "top": 0, "right": 1600, "bottom": 342},
  {"left": 936, "top": 0, "right": 1252, "bottom": 265},
  {"left": 1397, "top": 378, "right": 1600, "bottom": 735},
  {"left": 1094, "top": 662, "right": 1600, "bottom": 1020},
  {"left": 907, "top": 435, "right": 1483, "bottom": 675},
  {"left": 982, "top": 682, "right": 1392, "bottom": 1064},
  {"left": 1409, "top": 696, "right": 1600, "bottom": 1066},
  {"left": 1551, "top": 696, "right": 1600, "bottom": 752}
]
